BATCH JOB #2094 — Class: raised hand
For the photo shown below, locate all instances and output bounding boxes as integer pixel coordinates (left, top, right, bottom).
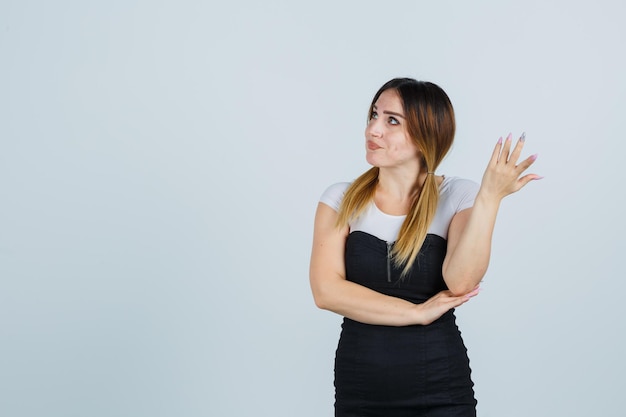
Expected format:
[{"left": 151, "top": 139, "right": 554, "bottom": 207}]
[{"left": 480, "top": 132, "right": 542, "bottom": 201}]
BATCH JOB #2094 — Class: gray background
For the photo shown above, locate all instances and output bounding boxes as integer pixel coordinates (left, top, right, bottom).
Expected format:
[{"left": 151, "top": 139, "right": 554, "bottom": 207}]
[{"left": 1, "top": 1, "right": 624, "bottom": 416}]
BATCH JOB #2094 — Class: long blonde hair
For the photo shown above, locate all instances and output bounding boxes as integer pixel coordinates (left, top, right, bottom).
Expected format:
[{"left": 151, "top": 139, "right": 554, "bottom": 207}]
[{"left": 336, "top": 78, "right": 456, "bottom": 276}]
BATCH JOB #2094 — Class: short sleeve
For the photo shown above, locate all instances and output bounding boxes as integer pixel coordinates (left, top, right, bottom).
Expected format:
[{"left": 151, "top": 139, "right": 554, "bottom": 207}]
[
  {"left": 450, "top": 178, "right": 480, "bottom": 212},
  {"left": 319, "top": 182, "right": 350, "bottom": 212}
]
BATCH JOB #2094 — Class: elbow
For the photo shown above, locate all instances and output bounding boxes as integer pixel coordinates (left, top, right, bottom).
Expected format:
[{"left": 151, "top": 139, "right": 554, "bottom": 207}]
[
  {"left": 446, "top": 282, "right": 477, "bottom": 297},
  {"left": 313, "top": 296, "right": 329, "bottom": 310},
  {"left": 311, "top": 285, "right": 333, "bottom": 311},
  {"left": 310, "top": 268, "right": 344, "bottom": 311},
  {"left": 443, "top": 269, "right": 487, "bottom": 296},
  {"left": 311, "top": 290, "right": 325, "bottom": 309}
]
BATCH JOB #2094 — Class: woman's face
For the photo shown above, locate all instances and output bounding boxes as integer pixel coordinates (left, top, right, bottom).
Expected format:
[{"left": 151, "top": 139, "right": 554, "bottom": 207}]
[{"left": 364, "top": 89, "right": 420, "bottom": 169}]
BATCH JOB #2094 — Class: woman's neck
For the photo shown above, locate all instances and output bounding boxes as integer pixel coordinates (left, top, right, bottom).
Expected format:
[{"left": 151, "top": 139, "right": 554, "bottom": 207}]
[
  {"left": 373, "top": 167, "right": 427, "bottom": 215},
  {"left": 376, "top": 167, "right": 427, "bottom": 200}
]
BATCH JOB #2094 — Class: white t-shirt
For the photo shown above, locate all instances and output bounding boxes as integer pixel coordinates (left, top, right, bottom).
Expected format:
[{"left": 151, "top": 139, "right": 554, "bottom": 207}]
[{"left": 320, "top": 176, "right": 479, "bottom": 242}]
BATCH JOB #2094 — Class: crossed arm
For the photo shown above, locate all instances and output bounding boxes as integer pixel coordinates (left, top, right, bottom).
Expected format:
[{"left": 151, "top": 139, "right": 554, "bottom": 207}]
[
  {"left": 309, "top": 134, "right": 540, "bottom": 326},
  {"left": 309, "top": 202, "right": 478, "bottom": 326}
]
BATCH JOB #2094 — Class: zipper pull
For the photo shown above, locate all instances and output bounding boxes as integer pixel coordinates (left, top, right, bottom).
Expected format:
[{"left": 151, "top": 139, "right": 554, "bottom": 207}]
[{"left": 386, "top": 242, "right": 393, "bottom": 282}]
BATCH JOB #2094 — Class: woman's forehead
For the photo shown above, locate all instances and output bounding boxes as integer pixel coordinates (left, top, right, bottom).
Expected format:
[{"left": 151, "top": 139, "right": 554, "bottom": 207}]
[{"left": 374, "top": 90, "right": 404, "bottom": 113}]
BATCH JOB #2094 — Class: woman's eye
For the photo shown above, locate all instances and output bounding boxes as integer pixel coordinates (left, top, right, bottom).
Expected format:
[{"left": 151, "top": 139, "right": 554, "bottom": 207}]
[
  {"left": 388, "top": 117, "right": 399, "bottom": 125},
  {"left": 370, "top": 111, "right": 378, "bottom": 120}
]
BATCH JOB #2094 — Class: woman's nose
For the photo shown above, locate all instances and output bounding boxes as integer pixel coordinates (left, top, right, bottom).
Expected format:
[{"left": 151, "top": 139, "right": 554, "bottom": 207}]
[{"left": 367, "top": 119, "right": 383, "bottom": 137}]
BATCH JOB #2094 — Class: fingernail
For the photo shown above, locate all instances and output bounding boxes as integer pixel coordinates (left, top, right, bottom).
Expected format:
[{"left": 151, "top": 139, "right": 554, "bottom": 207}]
[
  {"left": 533, "top": 175, "right": 544, "bottom": 180},
  {"left": 506, "top": 133, "right": 512, "bottom": 141},
  {"left": 520, "top": 132, "right": 526, "bottom": 142},
  {"left": 530, "top": 153, "right": 538, "bottom": 161},
  {"left": 497, "top": 137, "right": 503, "bottom": 144}
]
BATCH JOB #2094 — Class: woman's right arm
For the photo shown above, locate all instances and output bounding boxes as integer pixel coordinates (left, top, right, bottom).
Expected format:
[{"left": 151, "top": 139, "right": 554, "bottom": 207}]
[{"left": 309, "top": 202, "right": 477, "bottom": 326}]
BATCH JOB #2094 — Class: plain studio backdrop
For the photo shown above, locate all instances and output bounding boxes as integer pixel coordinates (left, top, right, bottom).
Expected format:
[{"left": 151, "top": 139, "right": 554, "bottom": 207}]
[{"left": 1, "top": 1, "right": 624, "bottom": 416}]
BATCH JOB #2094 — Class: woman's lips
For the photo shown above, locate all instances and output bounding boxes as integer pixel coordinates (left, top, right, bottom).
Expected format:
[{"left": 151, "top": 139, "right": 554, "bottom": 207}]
[{"left": 367, "top": 141, "right": 382, "bottom": 150}]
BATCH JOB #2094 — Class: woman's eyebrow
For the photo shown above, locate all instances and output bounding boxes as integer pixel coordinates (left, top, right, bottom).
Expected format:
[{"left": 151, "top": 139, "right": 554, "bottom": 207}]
[
  {"left": 373, "top": 104, "right": 405, "bottom": 119},
  {"left": 383, "top": 111, "right": 405, "bottom": 119}
]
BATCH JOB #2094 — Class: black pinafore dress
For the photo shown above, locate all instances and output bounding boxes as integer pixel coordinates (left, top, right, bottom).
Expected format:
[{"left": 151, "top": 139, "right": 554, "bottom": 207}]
[{"left": 334, "top": 231, "right": 477, "bottom": 417}]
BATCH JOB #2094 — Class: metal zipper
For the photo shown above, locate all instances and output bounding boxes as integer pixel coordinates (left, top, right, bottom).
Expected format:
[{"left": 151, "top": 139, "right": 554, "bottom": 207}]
[{"left": 386, "top": 241, "right": 393, "bottom": 282}]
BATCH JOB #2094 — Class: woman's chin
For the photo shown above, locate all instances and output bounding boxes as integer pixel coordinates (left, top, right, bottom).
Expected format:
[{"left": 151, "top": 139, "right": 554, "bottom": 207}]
[{"left": 365, "top": 153, "right": 383, "bottom": 167}]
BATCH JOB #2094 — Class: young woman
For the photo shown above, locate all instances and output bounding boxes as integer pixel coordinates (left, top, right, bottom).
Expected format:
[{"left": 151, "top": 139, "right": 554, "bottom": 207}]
[{"left": 309, "top": 78, "right": 540, "bottom": 416}]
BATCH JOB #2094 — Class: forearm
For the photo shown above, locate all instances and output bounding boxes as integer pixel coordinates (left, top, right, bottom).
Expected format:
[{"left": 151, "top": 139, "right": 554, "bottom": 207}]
[
  {"left": 443, "top": 133, "right": 541, "bottom": 294},
  {"left": 312, "top": 275, "right": 424, "bottom": 326},
  {"left": 443, "top": 191, "right": 501, "bottom": 295}
]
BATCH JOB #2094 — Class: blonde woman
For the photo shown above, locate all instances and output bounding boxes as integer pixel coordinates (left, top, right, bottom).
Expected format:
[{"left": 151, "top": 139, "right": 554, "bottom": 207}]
[{"left": 309, "top": 78, "right": 540, "bottom": 416}]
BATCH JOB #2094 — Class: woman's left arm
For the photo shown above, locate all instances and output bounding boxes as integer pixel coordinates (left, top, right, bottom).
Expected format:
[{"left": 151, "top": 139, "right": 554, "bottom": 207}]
[{"left": 442, "top": 133, "right": 542, "bottom": 295}]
